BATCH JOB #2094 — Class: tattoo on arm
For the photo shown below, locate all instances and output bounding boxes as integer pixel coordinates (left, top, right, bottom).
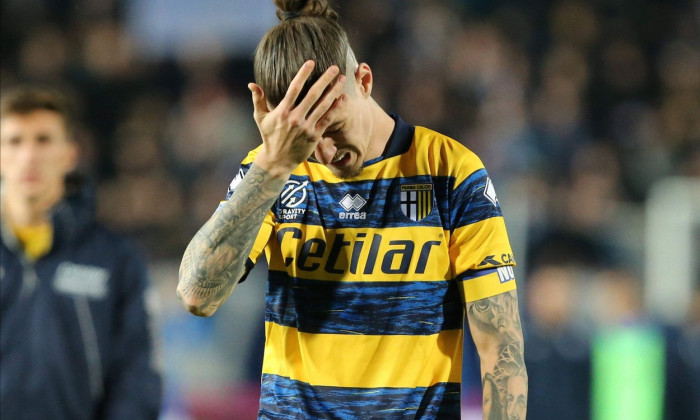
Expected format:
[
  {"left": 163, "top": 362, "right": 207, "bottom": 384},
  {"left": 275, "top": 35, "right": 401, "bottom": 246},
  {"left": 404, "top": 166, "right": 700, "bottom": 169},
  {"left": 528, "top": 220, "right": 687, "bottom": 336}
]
[
  {"left": 177, "top": 164, "right": 286, "bottom": 316},
  {"left": 467, "top": 290, "right": 528, "bottom": 420}
]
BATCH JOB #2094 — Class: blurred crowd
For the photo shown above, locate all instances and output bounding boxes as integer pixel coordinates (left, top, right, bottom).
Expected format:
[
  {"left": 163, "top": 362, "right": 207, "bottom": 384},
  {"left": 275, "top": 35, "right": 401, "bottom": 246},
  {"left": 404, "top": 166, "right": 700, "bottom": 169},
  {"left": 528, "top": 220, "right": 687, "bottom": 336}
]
[{"left": 2, "top": 0, "right": 699, "bottom": 418}]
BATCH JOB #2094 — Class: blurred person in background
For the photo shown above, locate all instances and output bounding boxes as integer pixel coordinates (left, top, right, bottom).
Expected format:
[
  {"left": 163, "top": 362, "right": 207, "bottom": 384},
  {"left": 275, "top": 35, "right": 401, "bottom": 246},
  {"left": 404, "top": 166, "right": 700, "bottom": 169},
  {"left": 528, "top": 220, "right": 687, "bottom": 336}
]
[
  {"left": 590, "top": 268, "right": 699, "bottom": 420},
  {"left": 523, "top": 262, "right": 591, "bottom": 420},
  {"left": 0, "top": 86, "right": 162, "bottom": 420},
  {"left": 177, "top": 0, "right": 527, "bottom": 418}
]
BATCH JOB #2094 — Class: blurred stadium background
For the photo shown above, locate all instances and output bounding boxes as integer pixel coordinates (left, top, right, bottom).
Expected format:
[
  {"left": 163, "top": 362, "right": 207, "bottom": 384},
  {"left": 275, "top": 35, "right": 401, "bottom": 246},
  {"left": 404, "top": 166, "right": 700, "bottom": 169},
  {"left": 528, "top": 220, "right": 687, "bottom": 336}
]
[{"left": 2, "top": 0, "right": 698, "bottom": 419}]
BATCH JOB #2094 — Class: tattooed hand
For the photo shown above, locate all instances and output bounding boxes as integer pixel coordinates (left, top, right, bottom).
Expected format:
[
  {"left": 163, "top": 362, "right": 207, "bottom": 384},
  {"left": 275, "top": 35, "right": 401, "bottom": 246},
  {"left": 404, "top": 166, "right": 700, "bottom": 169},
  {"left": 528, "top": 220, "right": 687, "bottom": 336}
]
[
  {"left": 177, "top": 61, "right": 346, "bottom": 317},
  {"left": 467, "top": 290, "right": 528, "bottom": 420},
  {"left": 250, "top": 60, "right": 346, "bottom": 177}
]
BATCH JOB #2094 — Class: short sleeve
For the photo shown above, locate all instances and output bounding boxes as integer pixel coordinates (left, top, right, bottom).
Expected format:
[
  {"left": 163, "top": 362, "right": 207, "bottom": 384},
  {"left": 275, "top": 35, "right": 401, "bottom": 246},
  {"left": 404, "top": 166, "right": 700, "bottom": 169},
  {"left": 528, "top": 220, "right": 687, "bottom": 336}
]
[{"left": 448, "top": 154, "right": 517, "bottom": 302}]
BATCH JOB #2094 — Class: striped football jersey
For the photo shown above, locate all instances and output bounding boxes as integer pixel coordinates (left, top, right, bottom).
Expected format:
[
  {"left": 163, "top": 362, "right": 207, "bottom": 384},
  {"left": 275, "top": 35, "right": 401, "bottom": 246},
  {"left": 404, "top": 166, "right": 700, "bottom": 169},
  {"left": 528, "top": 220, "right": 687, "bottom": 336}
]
[{"left": 221, "top": 114, "right": 517, "bottom": 419}]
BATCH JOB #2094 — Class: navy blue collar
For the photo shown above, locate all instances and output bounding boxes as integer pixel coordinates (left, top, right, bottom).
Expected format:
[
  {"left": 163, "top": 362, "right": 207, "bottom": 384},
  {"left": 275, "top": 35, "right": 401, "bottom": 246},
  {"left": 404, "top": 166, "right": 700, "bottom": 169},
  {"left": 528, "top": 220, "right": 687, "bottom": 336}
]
[{"left": 383, "top": 113, "right": 415, "bottom": 159}]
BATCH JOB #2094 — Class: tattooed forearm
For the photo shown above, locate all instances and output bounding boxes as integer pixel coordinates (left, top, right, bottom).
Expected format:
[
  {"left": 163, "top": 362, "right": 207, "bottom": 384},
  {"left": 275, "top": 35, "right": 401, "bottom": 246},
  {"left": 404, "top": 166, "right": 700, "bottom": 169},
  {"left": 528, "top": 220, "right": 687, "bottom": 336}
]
[
  {"left": 467, "top": 290, "right": 528, "bottom": 420},
  {"left": 177, "top": 164, "right": 287, "bottom": 316}
]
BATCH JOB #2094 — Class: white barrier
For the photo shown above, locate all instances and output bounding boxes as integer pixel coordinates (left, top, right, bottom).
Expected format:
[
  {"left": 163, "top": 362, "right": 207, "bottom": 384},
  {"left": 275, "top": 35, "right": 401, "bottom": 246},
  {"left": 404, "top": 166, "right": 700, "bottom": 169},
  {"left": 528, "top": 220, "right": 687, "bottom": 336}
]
[{"left": 645, "top": 177, "right": 700, "bottom": 324}]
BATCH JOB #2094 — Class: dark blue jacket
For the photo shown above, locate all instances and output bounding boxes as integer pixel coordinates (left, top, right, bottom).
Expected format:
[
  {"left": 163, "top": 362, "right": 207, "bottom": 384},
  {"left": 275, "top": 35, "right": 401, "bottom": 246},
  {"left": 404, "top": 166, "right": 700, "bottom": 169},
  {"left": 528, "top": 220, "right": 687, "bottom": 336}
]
[{"left": 0, "top": 181, "right": 162, "bottom": 420}]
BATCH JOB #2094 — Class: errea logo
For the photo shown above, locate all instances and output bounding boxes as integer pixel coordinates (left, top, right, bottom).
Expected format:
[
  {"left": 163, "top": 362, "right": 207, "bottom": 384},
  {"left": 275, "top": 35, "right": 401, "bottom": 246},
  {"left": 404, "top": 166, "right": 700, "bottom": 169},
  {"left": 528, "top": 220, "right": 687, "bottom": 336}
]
[
  {"left": 340, "top": 194, "right": 366, "bottom": 211},
  {"left": 339, "top": 194, "right": 367, "bottom": 220}
]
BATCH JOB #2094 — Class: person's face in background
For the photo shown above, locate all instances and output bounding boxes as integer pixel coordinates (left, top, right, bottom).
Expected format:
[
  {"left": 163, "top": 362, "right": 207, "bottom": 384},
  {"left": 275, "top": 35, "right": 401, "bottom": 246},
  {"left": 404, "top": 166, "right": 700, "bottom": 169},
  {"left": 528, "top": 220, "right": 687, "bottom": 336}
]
[{"left": 0, "top": 110, "right": 77, "bottom": 204}]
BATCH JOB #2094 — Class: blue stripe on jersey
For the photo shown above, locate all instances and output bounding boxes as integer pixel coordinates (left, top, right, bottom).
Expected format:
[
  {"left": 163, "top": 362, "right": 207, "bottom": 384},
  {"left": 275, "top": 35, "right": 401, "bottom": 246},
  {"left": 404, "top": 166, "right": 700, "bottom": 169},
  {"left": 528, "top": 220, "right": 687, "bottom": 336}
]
[
  {"left": 259, "top": 374, "right": 462, "bottom": 420},
  {"left": 450, "top": 168, "right": 503, "bottom": 229},
  {"left": 266, "top": 271, "right": 463, "bottom": 335},
  {"left": 457, "top": 267, "right": 498, "bottom": 281},
  {"left": 227, "top": 168, "right": 500, "bottom": 231},
  {"left": 277, "top": 175, "right": 452, "bottom": 229}
]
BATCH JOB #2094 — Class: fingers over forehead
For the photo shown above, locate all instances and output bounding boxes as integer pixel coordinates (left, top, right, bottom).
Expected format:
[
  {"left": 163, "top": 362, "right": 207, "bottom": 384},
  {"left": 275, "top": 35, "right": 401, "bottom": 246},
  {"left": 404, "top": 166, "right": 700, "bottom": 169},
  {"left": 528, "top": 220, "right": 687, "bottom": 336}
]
[
  {"left": 295, "top": 66, "right": 341, "bottom": 115},
  {"left": 279, "top": 61, "right": 316, "bottom": 109},
  {"left": 308, "top": 77, "right": 346, "bottom": 128}
]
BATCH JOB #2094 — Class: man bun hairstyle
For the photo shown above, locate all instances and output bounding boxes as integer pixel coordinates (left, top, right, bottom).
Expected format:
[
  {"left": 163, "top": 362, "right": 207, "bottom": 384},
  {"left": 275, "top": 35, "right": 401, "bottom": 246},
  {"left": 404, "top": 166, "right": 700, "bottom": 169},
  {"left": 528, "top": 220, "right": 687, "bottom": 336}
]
[
  {"left": 274, "top": 0, "right": 339, "bottom": 22},
  {"left": 255, "top": 0, "right": 351, "bottom": 106}
]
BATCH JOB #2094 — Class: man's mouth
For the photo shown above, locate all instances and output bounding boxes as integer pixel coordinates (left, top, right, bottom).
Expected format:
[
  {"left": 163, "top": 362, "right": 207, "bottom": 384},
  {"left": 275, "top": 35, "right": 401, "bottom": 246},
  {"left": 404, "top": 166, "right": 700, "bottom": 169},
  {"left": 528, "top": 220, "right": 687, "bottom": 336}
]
[
  {"left": 21, "top": 173, "right": 41, "bottom": 182},
  {"left": 331, "top": 152, "right": 352, "bottom": 167},
  {"left": 332, "top": 152, "right": 349, "bottom": 163}
]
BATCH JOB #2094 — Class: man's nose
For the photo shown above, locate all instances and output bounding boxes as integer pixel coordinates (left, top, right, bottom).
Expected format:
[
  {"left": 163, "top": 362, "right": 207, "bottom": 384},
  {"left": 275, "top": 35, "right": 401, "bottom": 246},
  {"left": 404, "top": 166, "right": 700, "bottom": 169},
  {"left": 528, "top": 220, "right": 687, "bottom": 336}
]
[
  {"left": 314, "top": 137, "right": 337, "bottom": 165},
  {"left": 18, "top": 139, "right": 41, "bottom": 163}
]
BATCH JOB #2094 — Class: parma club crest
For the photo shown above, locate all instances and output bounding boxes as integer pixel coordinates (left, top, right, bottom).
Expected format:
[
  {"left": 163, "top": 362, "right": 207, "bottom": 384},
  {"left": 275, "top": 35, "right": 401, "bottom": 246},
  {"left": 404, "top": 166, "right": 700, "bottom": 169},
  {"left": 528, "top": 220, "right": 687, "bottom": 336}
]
[{"left": 400, "top": 184, "right": 433, "bottom": 221}]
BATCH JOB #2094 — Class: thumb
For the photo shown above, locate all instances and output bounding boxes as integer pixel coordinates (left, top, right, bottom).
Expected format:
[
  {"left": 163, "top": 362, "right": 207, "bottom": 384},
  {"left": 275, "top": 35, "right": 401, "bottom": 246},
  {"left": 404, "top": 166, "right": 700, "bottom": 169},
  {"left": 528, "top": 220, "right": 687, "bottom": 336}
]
[{"left": 248, "top": 83, "right": 269, "bottom": 121}]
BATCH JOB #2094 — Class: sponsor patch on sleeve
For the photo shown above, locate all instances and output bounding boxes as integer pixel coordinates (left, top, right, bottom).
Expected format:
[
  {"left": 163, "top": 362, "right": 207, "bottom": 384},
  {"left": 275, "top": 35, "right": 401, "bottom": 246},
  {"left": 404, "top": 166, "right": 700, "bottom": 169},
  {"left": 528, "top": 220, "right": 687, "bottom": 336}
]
[{"left": 483, "top": 177, "right": 499, "bottom": 207}]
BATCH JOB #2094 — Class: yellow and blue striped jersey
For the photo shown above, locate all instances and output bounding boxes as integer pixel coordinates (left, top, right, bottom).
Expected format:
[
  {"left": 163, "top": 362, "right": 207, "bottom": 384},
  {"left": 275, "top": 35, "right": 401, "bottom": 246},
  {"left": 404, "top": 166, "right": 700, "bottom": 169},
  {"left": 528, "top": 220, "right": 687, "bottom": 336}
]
[{"left": 223, "top": 115, "right": 517, "bottom": 419}]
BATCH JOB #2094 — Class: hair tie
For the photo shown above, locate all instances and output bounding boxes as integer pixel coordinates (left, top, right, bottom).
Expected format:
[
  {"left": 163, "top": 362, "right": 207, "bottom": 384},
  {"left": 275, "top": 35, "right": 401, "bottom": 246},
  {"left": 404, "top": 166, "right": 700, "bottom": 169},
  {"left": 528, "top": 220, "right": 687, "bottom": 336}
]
[{"left": 282, "top": 10, "right": 302, "bottom": 20}]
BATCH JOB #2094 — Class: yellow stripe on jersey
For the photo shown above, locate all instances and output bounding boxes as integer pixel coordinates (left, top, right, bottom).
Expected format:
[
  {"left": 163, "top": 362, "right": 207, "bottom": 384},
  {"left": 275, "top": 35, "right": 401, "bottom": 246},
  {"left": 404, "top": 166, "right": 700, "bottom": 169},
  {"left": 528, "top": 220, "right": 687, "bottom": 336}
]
[
  {"left": 450, "top": 216, "right": 514, "bottom": 273},
  {"left": 240, "top": 146, "right": 261, "bottom": 165},
  {"left": 253, "top": 211, "right": 275, "bottom": 264},
  {"left": 261, "top": 322, "right": 463, "bottom": 388},
  {"left": 267, "top": 224, "right": 451, "bottom": 281},
  {"left": 459, "top": 271, "right": 518, "bottom": 303}
]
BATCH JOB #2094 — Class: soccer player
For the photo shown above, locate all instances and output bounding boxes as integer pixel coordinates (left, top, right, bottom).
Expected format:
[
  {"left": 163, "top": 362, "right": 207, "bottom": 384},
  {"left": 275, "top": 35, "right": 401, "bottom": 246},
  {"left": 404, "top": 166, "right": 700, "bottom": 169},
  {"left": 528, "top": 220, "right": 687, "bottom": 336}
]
[
  {"left": 177, "top": 0, "right": 528, "bottom": 418},
  {"left": 0, "top": 86, "right": 162, "bottom": 420}
]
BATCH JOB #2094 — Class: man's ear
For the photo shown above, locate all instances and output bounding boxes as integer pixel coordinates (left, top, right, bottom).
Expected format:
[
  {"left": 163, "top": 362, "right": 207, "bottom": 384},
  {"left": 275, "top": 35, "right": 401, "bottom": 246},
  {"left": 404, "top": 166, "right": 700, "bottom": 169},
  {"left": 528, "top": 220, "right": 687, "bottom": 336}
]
[{"left": 355, "top": 63, "right": 373, "bottom": 98}]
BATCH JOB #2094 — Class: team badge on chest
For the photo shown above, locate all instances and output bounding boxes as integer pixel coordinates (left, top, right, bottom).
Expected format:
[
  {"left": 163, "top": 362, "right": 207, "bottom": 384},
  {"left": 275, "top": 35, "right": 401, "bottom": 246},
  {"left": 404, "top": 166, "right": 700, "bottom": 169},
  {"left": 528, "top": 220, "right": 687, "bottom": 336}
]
[{"left": 400, "top": 184, "right": 433, "bottom": 222}]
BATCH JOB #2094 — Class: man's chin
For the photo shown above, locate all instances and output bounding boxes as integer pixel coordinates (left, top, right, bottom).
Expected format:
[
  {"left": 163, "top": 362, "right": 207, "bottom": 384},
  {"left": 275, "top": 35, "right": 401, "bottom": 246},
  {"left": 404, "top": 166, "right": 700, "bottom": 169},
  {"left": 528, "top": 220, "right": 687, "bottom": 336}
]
[
  {"left": 333, "top": 165, "right": 363, "bottom": 180},
  {"left": 21, "top": 192, "right": 45, "bottom": 203},
  {"left": 13, "top": 184, "right": 47, "bottom": 202}
]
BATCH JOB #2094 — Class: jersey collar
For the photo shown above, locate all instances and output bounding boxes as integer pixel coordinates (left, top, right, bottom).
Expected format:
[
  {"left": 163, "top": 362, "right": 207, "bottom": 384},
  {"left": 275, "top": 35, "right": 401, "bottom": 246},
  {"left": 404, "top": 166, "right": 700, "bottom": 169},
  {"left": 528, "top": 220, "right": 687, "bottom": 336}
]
[{"left": 382, "top": 114, "right": 415, "bottom": 160}]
